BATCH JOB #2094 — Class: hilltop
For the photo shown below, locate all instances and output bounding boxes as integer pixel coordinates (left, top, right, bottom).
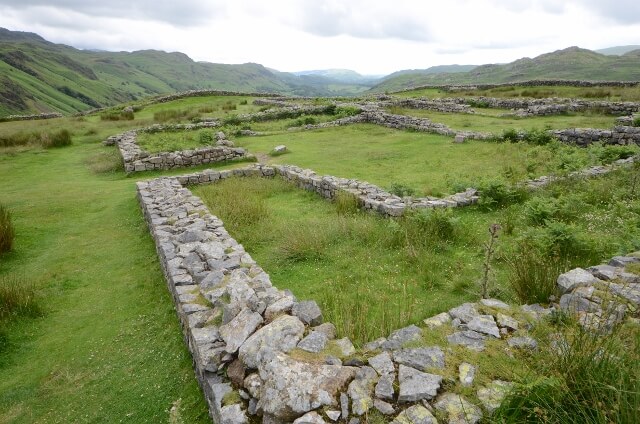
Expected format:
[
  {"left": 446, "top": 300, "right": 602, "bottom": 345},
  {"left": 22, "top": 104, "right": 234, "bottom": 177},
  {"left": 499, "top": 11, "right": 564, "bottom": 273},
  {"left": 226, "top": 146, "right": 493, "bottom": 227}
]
[
  {"left": 370, "top": 47, "right": 640, "bottom": 93},
  {"left": 0, "top": 28, "right": 374, "bottom": 116}
]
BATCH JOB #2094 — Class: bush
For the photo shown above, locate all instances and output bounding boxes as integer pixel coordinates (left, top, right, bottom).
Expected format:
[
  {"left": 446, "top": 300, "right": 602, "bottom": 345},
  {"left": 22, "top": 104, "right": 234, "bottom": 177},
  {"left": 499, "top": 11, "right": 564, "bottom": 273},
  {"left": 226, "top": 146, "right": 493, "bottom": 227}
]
[
  {"left": 222, "top": 101, "right": 237, "bottom": 111},
  {"left": 199, "top": 131, "right": 214, "bottom": 144},
  {"left": 223, "top": 115, "right": 242, "bottom": 126},
  {"left": 100, "top": 109, "right": 134, "bottom": 121},
  {"left": 524, "top": 197, "right": 559, "bottom": 226},
  {"left": 592, "top": 144, "right": 638, "bottom": 165},
  {"left": 402, "top": 208, "right": 458, "bottom": 247},
  {"left": 467, "top": 99, "right": 490, "bottom": 108},
  {"left": 501, "top": 128, "right": 520, "bottom": 143},
  {"left": 478, "top": 179, "right": 528, "bottom": 210},
  {"left": 388, "top": 183, "right": 416, "bottom": 197},
  {"left": 239, "top": 99, "right": 248, "bottom": 105},
  {"left": 633, "top": 116, "right": 640, "bottom": 127},
  {"left": 0, "top": 204, "right": 15, "bottom": 254}
]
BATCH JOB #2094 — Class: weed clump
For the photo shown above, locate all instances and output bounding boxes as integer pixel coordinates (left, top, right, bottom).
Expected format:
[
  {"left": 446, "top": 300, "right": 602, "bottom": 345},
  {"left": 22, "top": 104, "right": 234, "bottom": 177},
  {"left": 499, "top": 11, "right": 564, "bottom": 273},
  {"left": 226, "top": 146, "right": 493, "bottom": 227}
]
[
  {"left": 0, "top": 203, "right": 15, "bottom": 254},
  {"left": 0, "top": 274, "right": 41, "bottom": 321}
]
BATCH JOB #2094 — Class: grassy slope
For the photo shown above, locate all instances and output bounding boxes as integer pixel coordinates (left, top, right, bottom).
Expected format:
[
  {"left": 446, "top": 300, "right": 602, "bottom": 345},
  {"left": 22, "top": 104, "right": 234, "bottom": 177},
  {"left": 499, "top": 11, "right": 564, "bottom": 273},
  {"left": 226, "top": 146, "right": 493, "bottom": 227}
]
[
  {"left": 0, "top": 139, "right": 211, "bottom": 423},
  {"left": 371, "top": 47, "right": 640, "bottom": 93},
  {"left": 0, "top": 29, "right": 376, "bottom": 116}
]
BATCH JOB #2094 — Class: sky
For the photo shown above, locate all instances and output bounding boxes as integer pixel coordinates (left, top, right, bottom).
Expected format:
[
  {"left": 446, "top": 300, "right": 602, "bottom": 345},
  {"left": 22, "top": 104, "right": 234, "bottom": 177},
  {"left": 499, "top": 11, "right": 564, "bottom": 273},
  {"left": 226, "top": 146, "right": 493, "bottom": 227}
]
[{"left": 0, "top": 0, "right": 639, "bottom": 75}]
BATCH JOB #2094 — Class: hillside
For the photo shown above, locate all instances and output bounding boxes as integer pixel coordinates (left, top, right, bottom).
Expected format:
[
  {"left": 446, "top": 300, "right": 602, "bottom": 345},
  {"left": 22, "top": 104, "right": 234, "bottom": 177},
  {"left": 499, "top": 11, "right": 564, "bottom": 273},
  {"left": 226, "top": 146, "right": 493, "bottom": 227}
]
[
  {"left": 596, "top": 45, "right": 640, "bottom": 55},
  {"left": 370, "top": 47, "right": 640, "bottom": 93},
  {"left": 0, "top": 28, "right": 369, "bottom": 116}
]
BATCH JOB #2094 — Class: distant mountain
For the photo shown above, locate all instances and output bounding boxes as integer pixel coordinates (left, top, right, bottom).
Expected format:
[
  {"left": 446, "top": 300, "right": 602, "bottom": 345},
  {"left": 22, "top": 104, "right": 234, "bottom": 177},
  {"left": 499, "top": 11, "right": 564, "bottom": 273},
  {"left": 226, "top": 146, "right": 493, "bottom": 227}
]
[
  {"left": 596, "top": 45, "right": 640, "bottom": 56},
  {"left": 382, "top": 64, "right": 477, "bottom": 79},
  {"left": 370, "top": 47, "right": 640, "bottom": 93},
  {"left": 292, "top": 69, "right": 382, "bottom": 85},
  {"left": 0, "top": 28, "right": 372, "bottom": 116}
]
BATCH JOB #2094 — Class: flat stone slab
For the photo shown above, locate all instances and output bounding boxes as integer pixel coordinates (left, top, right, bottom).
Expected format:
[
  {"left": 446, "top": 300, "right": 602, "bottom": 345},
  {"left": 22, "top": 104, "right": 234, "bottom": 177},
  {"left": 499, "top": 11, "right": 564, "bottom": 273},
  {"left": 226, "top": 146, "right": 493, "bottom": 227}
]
[
  {"left": 393, "top": 347, "right": 446, "bottom": 370},
  {"left": 238, "top": 314, "right": 304, "bottom": 369},
  {"left": 292, "top": 300, "right": 324, "bottom": 326},
  {"left": 477, "top": 380, "right": 514, "bottom": 413},
  {"left": 448, "top": 303, "right": 480, "bottom": 323},
  {"left": 507, "top": 336, "right": 538, "bottom": 350},
  {"left": 397, "top": 365, "right": 442, "bottom": 403},
  {"left": 434, "top": 393, "right": 483, "bottom": 424},
  {"left": 423, "top": 312, "right": 451, "bottom": 329},
  {"left": 467, "top": 315, "right": 500, "bottom": 338},
  {"left": 480, "top": 298, "right": 510, "bottom": 310},
  {"left": 557, "top": 268, "right": 599, "bottom": 294},
  {"left": 447, "top": 330, "right": 486, "bottom": 351},
  {"left": 391, "top": 405, "right": 437, "bottom": 424},
  {"left": 368, "top": 351, "right": 395, "bottom": 376},
  {"left": 220, "top": 308, "right": 264, "bottom": 354},
  {"left": 381, "top": 325, "right": 422, "bottom": 350},
  {"left": 297, "top": 331, "right": 329, "bottom": 353}
]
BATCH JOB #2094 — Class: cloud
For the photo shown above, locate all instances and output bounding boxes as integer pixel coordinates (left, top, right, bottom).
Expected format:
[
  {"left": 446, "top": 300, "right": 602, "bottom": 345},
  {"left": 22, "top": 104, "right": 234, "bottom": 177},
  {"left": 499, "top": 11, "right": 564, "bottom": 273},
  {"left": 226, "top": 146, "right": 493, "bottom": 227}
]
[
  {"left": 287, "top": 0, "right": 432, "bottom": 41},
  {"left": 0, "top": 0, "right": 226, "bottom": 26},
  {"left": 578, "top": 0, "right": 640, "bottom": 24}
]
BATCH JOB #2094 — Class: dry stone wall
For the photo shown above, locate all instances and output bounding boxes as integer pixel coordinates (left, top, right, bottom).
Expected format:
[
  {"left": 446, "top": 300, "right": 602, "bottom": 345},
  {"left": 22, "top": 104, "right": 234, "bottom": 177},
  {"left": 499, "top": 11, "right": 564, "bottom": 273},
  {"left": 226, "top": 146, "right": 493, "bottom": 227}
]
[
  {"left": 552, "top": 126, "right": 640, "bottom": 146},
  {"left": 137, "top": 165, "right": 640, "bottom": 424},
  {"left": 106, "top": 125, "right": 248, "bottom": 173},
  {"left": 395, "top": 80, "right": 640, "bottom": 94},
  {"left": 0, "top": 112, "right": 63, "bottom": 122}
]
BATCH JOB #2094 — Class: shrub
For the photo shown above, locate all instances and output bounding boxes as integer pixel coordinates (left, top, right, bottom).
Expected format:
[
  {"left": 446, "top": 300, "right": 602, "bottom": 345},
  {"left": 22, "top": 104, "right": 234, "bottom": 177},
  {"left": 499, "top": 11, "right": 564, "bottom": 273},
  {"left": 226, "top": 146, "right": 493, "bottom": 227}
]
[
  {"left": 198, "top": 131, "right": 214, "bottom": 144},
  {"left": 401, "top": 208, "right": 458, "bottom": 247},
  {"left": 223, "top": 115, "right": 242, "bottom": 126},
  {"left": 478, "top": 179, "right": 528, "bottom": 210},
  {"left": 593, "top": 144, "right": 638, "bottom": 165},
  {"left": 239, "top": 99, "right": 248, "bottom": 105},
  {"left": 467, "top": 99, "right": 490, "bottom": 108},
  {"left": 0, "top": 204, "right": 15, "bottom": 254},
  {"left": 524, "top": 197, "right": 559, "bottom": 226},
  {"left": 501, "top": 128, "right": 520, "bottom": 143},
  {"left": 100, "top": 109, "right": 134, "bottom": 121},
  {"left": 222, "top": 101, "right": 237, "bottom": 111},
  {"left": 388, "top": 183, "right": 416, "bottom": 197},
  {"left": 633, "top": 116, "right": 640, "bottom": 127},
  {"left": 524, "top": 128, "right": 554, "bottom": 146}
]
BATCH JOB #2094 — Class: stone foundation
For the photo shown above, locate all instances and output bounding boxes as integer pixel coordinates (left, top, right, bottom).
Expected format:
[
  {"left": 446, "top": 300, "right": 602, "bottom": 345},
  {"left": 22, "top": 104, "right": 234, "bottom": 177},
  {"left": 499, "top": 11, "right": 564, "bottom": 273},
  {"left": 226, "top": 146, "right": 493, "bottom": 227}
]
[{"left": 137, "top": 165, "right": 640, "bottom": 423}]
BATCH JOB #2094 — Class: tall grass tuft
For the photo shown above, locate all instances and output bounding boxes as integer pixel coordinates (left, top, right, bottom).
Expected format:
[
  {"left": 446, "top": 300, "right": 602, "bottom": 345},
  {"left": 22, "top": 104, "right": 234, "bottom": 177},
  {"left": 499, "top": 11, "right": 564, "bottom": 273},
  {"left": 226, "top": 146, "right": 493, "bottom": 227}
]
[
  {"left": 494, "top": 321, "right": 640, "bottom": 423},
  {"left": 84, "top": 149, "right": 124, "bottom": 174},
  {"left": 334, "top": 191, "right": 360, "bottom": 215},
  {"left": 0, "top": 203, "right": 15, "bottom": 254},
  {"left": 0, "top": 274, "right": 41, "bottom": 321},
  {"left": 507, "top": 241, "right": 566, "bottom": 304},
  {"left": 276, "top": 222, "right": 329, "bottom": 263},
  {"left": 196, "top": 178, "right": 270, "bottom": 229},
  {"left": 42, "top": 129, "right": 72, "bottom": 148}
]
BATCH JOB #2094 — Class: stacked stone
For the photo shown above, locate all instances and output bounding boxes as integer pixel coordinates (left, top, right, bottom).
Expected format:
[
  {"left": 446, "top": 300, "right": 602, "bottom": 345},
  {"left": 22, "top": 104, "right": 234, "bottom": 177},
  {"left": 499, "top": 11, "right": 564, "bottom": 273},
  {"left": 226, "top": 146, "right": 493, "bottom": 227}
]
[
  {"left": 274, "top": 164, "right": 480, "bottom": 217},
  {"left": 0, "top": 112, "right": 63, "bottom": 122},
  {"left": 107, "top": 128, "right": 248, "bottom": 173},
  {"left": 148, "top": 90, "right": 283, "bottom": 105},
  {"left": 384, "top": 99, "right": 474, "bottom": 114},
  {"left": 395, "top": 80, "right": 640, "bottom": 95},
  {"left": 552, "top": 126, "right": 640, "bottom": 146},
  {"left": 138, "top": 165, "right": 640, "bottom": 424},
  {"left": 557, "top": 256, "right": 640, "bottom": 331},
  {"left": 234, "top": 104, "right": 342, "bottom": 123},
  {"left": 524, "top": 156, "right": 635, "bottom": 189}
]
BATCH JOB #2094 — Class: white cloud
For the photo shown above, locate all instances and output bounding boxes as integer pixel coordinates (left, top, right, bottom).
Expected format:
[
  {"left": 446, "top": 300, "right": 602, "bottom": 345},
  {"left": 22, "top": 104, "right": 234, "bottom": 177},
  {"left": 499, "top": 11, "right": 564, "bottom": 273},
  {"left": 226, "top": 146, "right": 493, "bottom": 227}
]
[{"left": 0, "top": 0, "right": 639, "bottom": 74}]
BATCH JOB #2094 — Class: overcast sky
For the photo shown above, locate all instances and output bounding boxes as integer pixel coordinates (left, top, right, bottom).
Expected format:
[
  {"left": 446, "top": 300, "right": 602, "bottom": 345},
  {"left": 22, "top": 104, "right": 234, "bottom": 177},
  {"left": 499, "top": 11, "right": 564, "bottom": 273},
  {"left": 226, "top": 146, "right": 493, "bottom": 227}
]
[{"left": 0, "top": 0, "right": 639, "bottom": 75}]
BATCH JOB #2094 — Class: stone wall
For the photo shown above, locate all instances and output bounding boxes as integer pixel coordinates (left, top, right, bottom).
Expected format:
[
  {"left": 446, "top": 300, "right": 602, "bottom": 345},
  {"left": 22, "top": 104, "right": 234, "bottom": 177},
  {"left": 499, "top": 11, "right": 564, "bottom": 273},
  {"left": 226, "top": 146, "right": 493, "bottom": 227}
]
[
  {"left": 395, "top": 79, "right": 640, "bottom": 94},
  {"left": 148, "top": 89, "right": 283, "bottom": 105},
  {"left": 0, "top": 112, "right": 63, "bottom": 122},
  {"left": 107, "top": 126, "right": 248, "bottom": 173},
  {"left": 552, "top": 126, "right": 640, "bottom": 146},
  {"left": 137, "top": 166, "right": 640, "bottom": 424}
]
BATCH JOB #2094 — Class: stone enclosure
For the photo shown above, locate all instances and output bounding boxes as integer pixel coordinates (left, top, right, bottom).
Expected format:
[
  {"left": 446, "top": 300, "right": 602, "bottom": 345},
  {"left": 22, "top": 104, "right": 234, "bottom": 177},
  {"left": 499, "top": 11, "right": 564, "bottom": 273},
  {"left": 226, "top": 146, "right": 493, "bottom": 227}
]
[{"left": 137, "top": 164, "right": 640, "bottom": 424}]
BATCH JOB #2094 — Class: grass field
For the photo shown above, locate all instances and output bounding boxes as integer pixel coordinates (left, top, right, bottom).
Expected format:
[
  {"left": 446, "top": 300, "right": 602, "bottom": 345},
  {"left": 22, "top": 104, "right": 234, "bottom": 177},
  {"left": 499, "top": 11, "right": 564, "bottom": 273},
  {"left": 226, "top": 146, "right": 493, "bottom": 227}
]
[
  {"left": 1, "top": 91, "right": 639, "bottom": 422},
  {"left": 0, "top": 139, "right": 215, "bottom": 423},
  {"left": 233, "top": 124, "right": 619, "bottom": 196},
  {"left": 387, "top": 107, "right": 616, "bottom": 133},
  {"left": 395, "top": 85, "right": 640, "bottom": 101}
]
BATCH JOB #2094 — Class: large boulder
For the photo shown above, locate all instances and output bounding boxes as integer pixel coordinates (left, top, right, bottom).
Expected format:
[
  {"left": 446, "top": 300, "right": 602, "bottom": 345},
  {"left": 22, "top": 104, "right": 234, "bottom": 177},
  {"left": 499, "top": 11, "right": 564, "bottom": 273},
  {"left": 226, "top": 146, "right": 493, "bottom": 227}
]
[
  {"left": 256, "top": 348, "right": 357, "bottom": 421},
  {"left": 238, "top": 314, "right": 305, "bottom": 369}
]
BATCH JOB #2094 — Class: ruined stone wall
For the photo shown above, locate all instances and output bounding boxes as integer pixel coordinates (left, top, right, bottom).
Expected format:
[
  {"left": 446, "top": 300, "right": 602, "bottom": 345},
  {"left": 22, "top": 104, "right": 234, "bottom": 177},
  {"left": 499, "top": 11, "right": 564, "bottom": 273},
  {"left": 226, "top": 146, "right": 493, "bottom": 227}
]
[
  {"left": 137, "top": 164, "right": 640, "bottom": 424},
  {"left": 552, "top": 126, "right": 640, "bottom": 146},
  {"left": 396, "top": 80, "right": 640, "bottom": 94},
  {"left": 0, "top": 112, "right": 63, "bottom": 122},
  {"left": 107, "top": 126, "right": 248, "bottom": 173}
]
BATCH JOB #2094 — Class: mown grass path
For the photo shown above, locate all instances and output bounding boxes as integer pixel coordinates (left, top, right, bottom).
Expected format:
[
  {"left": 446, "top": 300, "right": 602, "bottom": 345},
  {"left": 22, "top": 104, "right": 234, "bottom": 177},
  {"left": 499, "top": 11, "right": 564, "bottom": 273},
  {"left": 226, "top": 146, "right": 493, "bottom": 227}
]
[{"left": 0, "top": 141, "right": 210, "bottom": 423}]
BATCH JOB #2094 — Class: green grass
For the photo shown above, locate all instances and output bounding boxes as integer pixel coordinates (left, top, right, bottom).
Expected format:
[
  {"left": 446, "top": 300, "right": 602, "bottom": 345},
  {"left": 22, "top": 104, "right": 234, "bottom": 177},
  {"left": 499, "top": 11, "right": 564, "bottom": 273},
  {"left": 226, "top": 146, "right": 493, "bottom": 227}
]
[
  {"left": 235, "top": 124, "right": 617, "bottom": 196},
  {"left": 136, "top": 128, "right": 218, "bottom": 153},
  {"left": 387, "top": 107, "right": 616, "bottom": 133},
  {"left": 395, "top": 85, "right": 640, "bottom": 102},
  {"left": 0, "top": 137, "right": 211, "bottom": 422},
  {"left": 194, "top": 168, "right": 640, "bottom": 345},
  {"left": 0, "top": 203, "right": 14, "bottom": 254}
]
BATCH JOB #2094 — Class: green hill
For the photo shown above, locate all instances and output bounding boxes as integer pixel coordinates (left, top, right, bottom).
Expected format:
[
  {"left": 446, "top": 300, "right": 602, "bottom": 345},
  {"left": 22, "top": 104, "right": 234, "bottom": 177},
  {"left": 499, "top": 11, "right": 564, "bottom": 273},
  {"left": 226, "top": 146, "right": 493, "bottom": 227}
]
[
  {"left": 0, "top": 28, "right": 369, "bottom": 116},
  {"left": 370, "top": 47, "right": 640, "bottom": 93}
]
